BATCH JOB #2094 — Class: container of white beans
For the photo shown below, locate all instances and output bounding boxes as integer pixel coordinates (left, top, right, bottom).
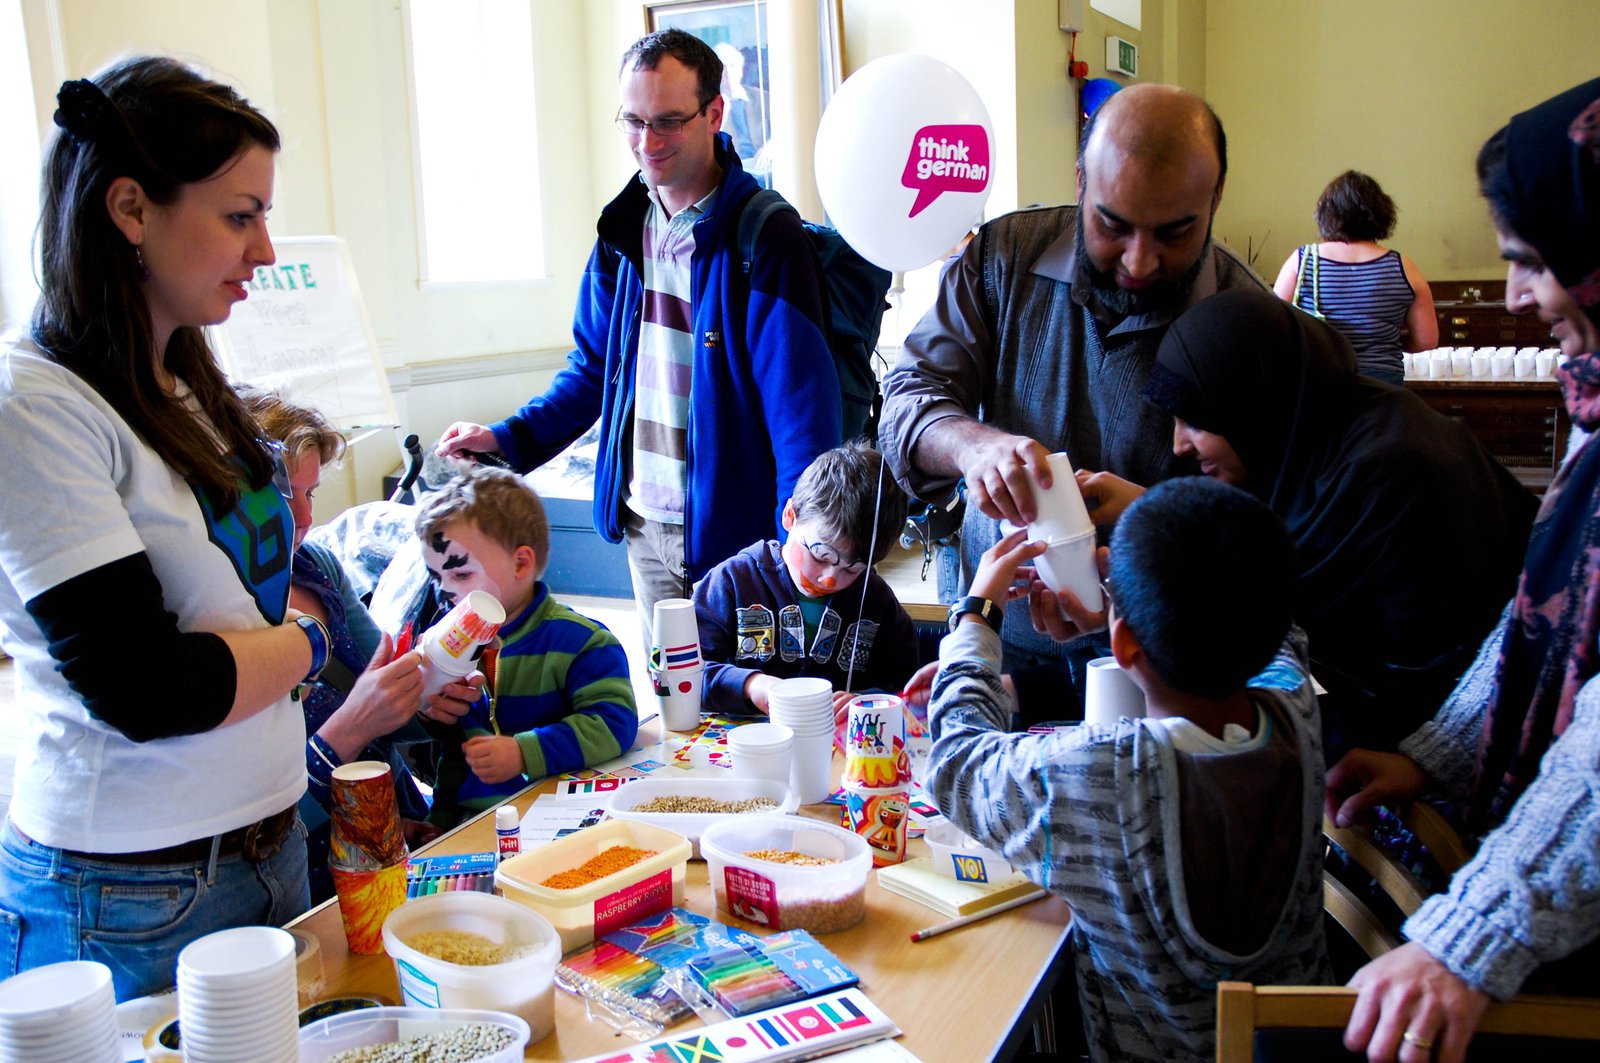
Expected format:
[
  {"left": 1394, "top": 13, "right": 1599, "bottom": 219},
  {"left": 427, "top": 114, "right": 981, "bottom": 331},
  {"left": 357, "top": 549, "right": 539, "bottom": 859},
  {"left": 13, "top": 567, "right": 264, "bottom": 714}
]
[{"left": 298, "top": 1006, "right": 529, "bottom": 1062}]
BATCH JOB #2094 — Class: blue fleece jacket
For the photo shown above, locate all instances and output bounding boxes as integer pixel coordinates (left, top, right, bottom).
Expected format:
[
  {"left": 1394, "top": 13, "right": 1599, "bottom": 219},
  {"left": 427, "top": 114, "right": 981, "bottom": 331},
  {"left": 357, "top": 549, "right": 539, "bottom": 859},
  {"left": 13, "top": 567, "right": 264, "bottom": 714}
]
[{"left": 489, "top": 135, "right": 842, "bottom": 582}]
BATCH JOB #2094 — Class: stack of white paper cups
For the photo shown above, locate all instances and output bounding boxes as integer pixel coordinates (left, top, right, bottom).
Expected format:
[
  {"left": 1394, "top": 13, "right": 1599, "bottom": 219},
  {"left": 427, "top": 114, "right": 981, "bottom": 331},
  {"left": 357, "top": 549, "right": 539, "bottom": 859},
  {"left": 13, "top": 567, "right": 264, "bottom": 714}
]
[
  {"left": 650, "top": 598, "right": 705, "bottom": 731},
  {"left": 0, "top": 961, "right": 120, "bottom": 1063},
  {"left": 1020, "top": 452, "right": 1102, "bottom": 612},
  {"left": 417, "top": 589, "right": 505, "bottom": 709},
  {"left": 767, "top": 676, "right": 834, "bottom": 802},
  {"left": 1084, "top": 656, "right": 1146, "bottom": 729},
  {"left": 176, "top": 926, "right": 300, "bottom": 1062}
]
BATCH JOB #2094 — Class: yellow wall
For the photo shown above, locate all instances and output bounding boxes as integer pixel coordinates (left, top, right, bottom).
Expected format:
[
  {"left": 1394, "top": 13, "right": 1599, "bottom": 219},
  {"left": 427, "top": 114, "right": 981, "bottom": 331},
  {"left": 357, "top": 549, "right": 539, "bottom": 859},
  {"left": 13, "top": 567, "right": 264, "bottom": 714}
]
[{"left": 1208, "top": 0, "right": 1600, "bottom": 281}]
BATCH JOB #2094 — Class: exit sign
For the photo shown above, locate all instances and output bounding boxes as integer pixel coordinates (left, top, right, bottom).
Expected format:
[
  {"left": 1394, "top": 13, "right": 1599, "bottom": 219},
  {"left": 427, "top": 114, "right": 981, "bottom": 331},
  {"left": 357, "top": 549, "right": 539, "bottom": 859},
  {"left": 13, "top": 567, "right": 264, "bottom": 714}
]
[{"left": 1107, "top": 35, "right": 1138, "bottom": 76}]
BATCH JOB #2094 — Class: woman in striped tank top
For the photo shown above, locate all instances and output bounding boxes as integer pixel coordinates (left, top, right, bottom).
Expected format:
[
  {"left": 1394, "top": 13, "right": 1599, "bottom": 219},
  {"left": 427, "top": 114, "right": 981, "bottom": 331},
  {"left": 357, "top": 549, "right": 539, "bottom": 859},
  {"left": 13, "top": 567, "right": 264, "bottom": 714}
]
[{"left": 1273, "top": 171, "right": 1438, "bottom": 384}]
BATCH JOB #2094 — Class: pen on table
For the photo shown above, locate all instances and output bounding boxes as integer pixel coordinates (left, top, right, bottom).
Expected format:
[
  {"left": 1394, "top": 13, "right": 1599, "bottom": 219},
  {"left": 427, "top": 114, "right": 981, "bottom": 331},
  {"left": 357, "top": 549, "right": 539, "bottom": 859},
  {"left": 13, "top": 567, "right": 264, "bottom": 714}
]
[{"left": 909, "top": 888, "right": 1050, "bottom": 942}]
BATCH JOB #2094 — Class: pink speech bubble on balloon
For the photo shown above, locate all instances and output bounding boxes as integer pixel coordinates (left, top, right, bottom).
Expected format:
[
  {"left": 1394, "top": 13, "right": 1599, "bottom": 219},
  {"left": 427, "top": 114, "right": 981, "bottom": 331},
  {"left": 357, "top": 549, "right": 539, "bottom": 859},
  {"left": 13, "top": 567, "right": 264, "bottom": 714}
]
[{"left": 900, "top": 123, "right": 991, "bottom": 219}]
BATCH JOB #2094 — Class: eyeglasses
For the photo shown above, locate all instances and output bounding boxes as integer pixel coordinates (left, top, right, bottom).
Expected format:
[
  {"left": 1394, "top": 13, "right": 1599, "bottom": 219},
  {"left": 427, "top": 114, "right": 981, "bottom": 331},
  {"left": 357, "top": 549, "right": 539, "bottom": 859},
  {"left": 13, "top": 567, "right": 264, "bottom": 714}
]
[
  {"left": 614, "top": 102, "right": 710, "bottom": 138},
  {"left": 1099, "top": 578, "right": 1116, "bottom": 617},
  {"left": 802, "top": 537, "right": 868, "bottom": 575}
]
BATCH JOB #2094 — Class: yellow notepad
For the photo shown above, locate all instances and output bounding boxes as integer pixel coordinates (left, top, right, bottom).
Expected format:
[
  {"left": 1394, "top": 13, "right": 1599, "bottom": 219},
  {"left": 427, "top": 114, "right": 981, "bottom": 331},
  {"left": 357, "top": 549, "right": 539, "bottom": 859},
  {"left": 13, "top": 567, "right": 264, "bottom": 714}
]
[{"left": 877, "top": 856, "right": 1041, "bottom": 918}]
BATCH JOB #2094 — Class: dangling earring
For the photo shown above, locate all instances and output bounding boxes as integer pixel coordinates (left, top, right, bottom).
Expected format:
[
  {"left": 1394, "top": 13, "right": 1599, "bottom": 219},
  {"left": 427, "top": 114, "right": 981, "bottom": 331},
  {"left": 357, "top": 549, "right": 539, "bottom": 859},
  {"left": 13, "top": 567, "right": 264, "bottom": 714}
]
[{"left": 133, "top": 245, "right": 149, "bottom": 281}]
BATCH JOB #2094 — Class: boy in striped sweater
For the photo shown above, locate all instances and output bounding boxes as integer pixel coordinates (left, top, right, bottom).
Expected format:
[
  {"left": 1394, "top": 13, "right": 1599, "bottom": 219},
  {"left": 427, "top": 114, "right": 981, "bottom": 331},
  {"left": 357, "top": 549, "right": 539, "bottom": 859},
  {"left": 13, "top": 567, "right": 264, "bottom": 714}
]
[
  {"left": 417, "top": 467, "right": 637, "bottom": 827},
  {"left": 927, "top": 478, "right": 1330, "bottom": 1061}
]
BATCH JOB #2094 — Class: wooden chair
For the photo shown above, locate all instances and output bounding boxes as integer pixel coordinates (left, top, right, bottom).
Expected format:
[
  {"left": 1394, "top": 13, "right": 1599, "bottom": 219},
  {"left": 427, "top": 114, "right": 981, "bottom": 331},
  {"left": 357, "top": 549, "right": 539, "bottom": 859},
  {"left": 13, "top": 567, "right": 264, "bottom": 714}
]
[
  {"left": 1322, "top": 802, "right": 1472, "bottom": 921},
  {"left": 1215, "top": 983, "right": 1600, "bottom": 1063}
]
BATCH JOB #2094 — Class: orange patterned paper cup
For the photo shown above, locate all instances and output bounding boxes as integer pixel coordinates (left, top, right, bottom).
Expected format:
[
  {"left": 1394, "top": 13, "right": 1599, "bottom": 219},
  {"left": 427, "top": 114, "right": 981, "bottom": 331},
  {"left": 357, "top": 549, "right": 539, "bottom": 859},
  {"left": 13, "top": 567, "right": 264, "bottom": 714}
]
[{"left": 330, "top": 863, "right": 408, "bottom": 954}]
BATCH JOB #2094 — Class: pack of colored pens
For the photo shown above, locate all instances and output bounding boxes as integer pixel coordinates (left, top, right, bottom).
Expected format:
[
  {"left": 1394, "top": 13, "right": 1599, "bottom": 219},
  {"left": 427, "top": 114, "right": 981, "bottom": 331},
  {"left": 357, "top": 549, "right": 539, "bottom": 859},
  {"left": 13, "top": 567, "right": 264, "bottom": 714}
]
[
  {"left": 682, "top": 931, "right": 858, "bottom": 1017},
  {"left": 406, "top": 851, "right": 498, "bottom": 897}
]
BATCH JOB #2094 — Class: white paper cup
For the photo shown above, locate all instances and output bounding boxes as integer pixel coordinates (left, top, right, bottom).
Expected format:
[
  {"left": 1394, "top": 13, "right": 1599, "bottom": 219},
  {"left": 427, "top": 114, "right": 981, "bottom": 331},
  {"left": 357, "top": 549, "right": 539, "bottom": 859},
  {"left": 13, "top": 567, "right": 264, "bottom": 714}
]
[
  {"left": 1084, "top": 656, "right": 1146, "bottom": 728},
  {"left": 1428, "top": 352, "right": 1448, "bottom": 379},
  {"left": 1450, "top": 352, "right": 1471, "bottom": 377},
  {"left": 1027, "top": 452, "right": 1093, "bottom": 542},
  {"left": 1537, "top": 350, "right": 1557, "bottom": 376},
  {"left": 1470, "top": 351, "right": 1492, "bottom": 378},
  {"left": 729, "top": 722, "right": 794, "bottom": 784},
  {"left": 787, "top": 728, "right": 835, "bottom": 804},
  {"left": 1514, "top": 351, "right": 1535, "bottom": 378},
  {"left": 657, "top": 662, "right": 704, "bottom": 732},
  {"left": 1492, "top": 352, "right": 1514, "bottom": 377},
  {"left": 1032, "top": 530, "right": 1102, "bottom": 612},
  {"left": 651, "top": 598, "right": 700, "bottom": 653}
]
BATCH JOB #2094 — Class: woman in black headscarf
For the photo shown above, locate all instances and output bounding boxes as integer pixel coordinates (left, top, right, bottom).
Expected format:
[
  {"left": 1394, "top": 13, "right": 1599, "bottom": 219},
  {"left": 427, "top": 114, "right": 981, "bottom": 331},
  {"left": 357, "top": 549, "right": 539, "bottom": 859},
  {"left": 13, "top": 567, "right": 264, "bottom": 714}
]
[
  {"left": 1126, "top": 288, "right": 1536, "bottom": 761},
  {"left": 1327, "top": 77, "right": 1600, "bottom": 1063}
]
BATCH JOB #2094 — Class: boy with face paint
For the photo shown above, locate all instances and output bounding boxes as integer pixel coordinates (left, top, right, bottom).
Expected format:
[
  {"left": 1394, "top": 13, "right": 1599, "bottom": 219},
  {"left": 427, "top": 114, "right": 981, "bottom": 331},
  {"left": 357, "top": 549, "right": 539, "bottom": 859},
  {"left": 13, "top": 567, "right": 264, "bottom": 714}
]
[
  {"left": 693, "top": 442, "right": 920, "bottom": 718},
  {"left": 415, "top": 468, "right": 638, "bottom": 827}
]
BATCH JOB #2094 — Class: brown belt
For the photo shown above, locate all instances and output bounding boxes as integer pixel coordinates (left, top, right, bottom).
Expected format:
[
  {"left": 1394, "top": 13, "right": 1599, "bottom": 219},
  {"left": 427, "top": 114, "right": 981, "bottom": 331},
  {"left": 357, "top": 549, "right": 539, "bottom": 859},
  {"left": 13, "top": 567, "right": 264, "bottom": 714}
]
[{"left": 16, "top": 806, "right": 298, "bottom": 867}]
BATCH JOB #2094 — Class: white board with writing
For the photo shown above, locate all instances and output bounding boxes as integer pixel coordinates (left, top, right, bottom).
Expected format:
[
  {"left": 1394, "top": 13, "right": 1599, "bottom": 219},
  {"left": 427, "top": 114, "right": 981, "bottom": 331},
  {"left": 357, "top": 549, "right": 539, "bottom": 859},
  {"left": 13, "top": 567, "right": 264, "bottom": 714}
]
[{"left": 210, "top": 235, "right": 397, "bottom": 430}]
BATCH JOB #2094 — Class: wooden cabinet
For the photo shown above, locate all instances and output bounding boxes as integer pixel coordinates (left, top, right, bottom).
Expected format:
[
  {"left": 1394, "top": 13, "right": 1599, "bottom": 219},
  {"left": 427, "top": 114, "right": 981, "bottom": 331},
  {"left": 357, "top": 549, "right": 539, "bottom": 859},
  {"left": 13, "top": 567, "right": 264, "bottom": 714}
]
[
  {"left": 1431, "top": 278, "right": 1557, "bottom": 348},
  {"left": 1408, "top": 379, "right": 1569, "bottom": 492}
]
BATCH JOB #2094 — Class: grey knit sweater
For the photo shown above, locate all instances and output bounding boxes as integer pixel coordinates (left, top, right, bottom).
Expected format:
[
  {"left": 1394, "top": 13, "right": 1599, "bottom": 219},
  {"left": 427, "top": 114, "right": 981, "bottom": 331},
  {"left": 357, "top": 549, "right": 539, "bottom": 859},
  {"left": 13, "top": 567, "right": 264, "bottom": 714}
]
[
  {"left": 1401, "top": 602, "right": 1600, "bottom": 999},
  {"left": 926, "top": 623, "right": 1331, "bottom": 1062}
]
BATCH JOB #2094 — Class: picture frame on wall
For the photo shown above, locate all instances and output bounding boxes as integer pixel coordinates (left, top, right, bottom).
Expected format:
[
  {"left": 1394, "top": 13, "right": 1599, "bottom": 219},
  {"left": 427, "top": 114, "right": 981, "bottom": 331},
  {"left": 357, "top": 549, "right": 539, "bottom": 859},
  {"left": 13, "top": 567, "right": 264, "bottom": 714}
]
[{"left": 647, "top": 0, "right": 774, "bottom": 186}]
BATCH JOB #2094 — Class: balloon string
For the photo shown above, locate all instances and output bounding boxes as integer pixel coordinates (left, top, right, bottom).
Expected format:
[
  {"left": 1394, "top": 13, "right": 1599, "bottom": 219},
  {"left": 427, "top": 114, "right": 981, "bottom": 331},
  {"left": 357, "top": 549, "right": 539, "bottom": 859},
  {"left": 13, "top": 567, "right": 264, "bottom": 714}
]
[{"left": 842, "top": 448, "right": 887, "bottom": 696}]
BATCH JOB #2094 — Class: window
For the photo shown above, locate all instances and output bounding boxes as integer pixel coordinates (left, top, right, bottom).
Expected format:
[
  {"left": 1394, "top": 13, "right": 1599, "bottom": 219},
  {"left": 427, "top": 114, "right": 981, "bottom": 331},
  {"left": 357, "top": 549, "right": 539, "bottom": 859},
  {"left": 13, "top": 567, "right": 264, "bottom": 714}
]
[
  {"left": 0, "top": 0, "right": 40, "bottom": 331},
  {"left": 404, "top": 0, "right": 544, "bottom": 284}
]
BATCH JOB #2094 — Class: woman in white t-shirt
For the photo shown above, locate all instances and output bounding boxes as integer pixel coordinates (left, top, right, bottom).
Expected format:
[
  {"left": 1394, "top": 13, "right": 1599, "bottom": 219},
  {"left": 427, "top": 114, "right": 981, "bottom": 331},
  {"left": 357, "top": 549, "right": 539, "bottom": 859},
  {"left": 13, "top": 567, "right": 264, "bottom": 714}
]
[{"left": 0, "top": 57, "right": 326, "bottom": 999}]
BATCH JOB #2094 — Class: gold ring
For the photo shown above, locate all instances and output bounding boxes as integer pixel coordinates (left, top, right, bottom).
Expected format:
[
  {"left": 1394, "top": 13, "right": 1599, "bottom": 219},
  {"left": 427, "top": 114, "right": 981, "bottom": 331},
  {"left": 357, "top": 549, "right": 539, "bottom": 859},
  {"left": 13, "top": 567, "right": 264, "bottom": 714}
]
[{"left": 1402, "top": 1030, "right": 1436, "bottom": 1051}]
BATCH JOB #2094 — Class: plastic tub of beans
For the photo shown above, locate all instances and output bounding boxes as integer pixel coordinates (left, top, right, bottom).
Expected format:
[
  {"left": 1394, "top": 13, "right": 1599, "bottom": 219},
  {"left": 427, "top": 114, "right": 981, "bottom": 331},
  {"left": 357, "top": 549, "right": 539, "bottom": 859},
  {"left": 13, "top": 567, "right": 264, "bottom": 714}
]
[
  {"left": 606, "top": 777, "right": 798, "bottom": 859},
  {"left": 298, "top": 1005, "right": 529, "bottom": 1062},
  {"left": 698, "top": 814, "right": 871, "bottom": 934},
  {"left": 380, "top": 891, "right": 560, "bottom": 1041},
  {"left": 495, "top": 819, "right": 691, "bottom": 952}
]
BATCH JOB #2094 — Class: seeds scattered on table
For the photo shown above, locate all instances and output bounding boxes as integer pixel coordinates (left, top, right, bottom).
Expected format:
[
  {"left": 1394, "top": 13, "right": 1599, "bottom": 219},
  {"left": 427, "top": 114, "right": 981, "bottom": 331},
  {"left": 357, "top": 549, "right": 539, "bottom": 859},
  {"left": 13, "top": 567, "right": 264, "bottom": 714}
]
[
  {"left": 539, "top": 846, "right": 657, "bottom": 889},
  {"left": 633, "top": 795, "right": 779, "bottom": 814}
]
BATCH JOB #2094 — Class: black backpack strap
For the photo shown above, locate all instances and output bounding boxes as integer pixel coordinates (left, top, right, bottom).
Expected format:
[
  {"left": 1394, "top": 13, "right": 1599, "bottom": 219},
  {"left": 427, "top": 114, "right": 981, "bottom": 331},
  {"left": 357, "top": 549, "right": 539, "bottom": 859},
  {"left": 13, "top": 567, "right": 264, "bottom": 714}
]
[{"left": 736, "top": 188, "right": 798, "bottom": 276}]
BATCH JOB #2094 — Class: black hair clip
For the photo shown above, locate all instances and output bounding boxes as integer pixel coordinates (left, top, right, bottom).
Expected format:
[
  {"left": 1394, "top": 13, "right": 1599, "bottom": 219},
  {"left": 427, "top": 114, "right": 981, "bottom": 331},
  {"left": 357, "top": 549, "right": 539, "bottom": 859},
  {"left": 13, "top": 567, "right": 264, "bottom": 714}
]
[{"left": 53, "top": 78, "right": 120, "bottom": 144}]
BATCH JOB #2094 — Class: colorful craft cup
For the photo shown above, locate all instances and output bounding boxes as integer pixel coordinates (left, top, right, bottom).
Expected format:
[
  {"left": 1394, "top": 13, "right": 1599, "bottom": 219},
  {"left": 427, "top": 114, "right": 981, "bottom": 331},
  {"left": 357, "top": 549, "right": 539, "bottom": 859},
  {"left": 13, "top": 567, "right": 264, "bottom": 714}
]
[
  {"left": 841, "top": 784, "right": 910, "bottom": 866},
  {"left": 330, "top": 863, "right": 409, "bottom": 955},
  {"left": 416, "top": 590, "right": 504, "bottom": 708},
  {"left": 328, "top": 760, "right": 408, "bottom": 870},
  {"left": 653, "top": 661, "right": 704, "bottom": 732}
]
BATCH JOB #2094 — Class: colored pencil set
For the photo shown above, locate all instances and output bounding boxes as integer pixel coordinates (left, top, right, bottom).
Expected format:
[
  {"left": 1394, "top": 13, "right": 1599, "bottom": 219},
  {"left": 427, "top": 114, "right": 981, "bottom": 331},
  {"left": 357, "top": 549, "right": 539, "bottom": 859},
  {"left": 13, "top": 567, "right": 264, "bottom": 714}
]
[
  {"left": 405, "top": 851, "right": 499, "bottom": 898},
  {"left": 686, "top": 940, "right": 804, "bottom": 1016}
]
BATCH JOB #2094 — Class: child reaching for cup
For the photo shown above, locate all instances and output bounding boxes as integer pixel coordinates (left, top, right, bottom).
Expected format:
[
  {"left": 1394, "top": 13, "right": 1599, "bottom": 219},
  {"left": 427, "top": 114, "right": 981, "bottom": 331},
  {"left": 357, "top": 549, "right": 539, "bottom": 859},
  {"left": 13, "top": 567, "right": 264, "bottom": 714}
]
[{"left": 925, "top": 477, "right": 1331, "bottom": 1061}]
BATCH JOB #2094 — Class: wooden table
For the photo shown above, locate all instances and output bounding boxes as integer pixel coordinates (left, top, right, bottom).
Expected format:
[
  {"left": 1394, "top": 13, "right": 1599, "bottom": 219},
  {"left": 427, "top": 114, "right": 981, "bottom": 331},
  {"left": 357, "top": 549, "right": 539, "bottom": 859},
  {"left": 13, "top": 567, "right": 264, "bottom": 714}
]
[{"left": 287, "top": 739, "right": 1073, "bottom": 1062}]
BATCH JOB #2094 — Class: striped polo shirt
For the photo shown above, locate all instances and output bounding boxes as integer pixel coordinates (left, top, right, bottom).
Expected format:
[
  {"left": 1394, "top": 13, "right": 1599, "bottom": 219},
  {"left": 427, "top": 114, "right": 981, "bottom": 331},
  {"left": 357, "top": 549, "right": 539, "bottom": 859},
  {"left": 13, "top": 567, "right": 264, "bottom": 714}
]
[
  {"left": 1291, "top": 246, "right": 1415, "bottom": 380},
  {"left": 628, "top": 186, "right": 717, "bottom": 525}
]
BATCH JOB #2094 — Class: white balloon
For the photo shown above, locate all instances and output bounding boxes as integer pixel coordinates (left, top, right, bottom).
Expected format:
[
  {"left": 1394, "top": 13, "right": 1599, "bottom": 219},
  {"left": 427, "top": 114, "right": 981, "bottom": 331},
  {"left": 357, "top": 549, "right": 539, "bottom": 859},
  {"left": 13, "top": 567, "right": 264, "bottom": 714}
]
[{"left": 814, "top": 54, "right": 994, "bottom": 274}]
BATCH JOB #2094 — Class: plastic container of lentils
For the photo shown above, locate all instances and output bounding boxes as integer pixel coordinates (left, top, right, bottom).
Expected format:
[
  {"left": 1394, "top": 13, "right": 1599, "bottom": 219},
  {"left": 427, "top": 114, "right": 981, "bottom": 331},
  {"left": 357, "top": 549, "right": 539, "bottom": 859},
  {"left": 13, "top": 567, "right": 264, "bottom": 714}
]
[
  {"left": 699, "top": 814, "right": 871, "bottom": 934},
  {"left": 298, "top": 1006, "right": 529, "bottom": 1063},
  {"left": 496, "top": 820, "right": 691, "bottom": 952}
]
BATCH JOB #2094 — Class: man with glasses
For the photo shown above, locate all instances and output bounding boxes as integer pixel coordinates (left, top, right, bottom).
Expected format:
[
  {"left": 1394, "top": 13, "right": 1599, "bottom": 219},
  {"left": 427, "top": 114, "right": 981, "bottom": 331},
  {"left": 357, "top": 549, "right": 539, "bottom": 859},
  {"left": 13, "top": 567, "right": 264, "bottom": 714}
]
[{"left": 437, "top": 29, "right": 839, "bottom": 638}]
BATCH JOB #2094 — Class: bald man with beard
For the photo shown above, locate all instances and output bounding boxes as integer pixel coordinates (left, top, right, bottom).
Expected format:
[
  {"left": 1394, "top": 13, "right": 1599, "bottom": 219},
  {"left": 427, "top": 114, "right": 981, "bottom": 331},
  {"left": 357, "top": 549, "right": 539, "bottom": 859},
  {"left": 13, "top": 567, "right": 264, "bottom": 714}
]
[{"left": 880, "top": 83, "right": 1266, "bottom": 682}]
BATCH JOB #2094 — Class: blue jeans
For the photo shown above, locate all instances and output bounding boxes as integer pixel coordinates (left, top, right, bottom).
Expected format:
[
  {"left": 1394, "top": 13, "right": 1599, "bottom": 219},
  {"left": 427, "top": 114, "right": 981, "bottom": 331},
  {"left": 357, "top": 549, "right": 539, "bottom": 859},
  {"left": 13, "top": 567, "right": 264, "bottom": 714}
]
[{"left": 0, "top": 817, "right": 309, "bottom": 1000}]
